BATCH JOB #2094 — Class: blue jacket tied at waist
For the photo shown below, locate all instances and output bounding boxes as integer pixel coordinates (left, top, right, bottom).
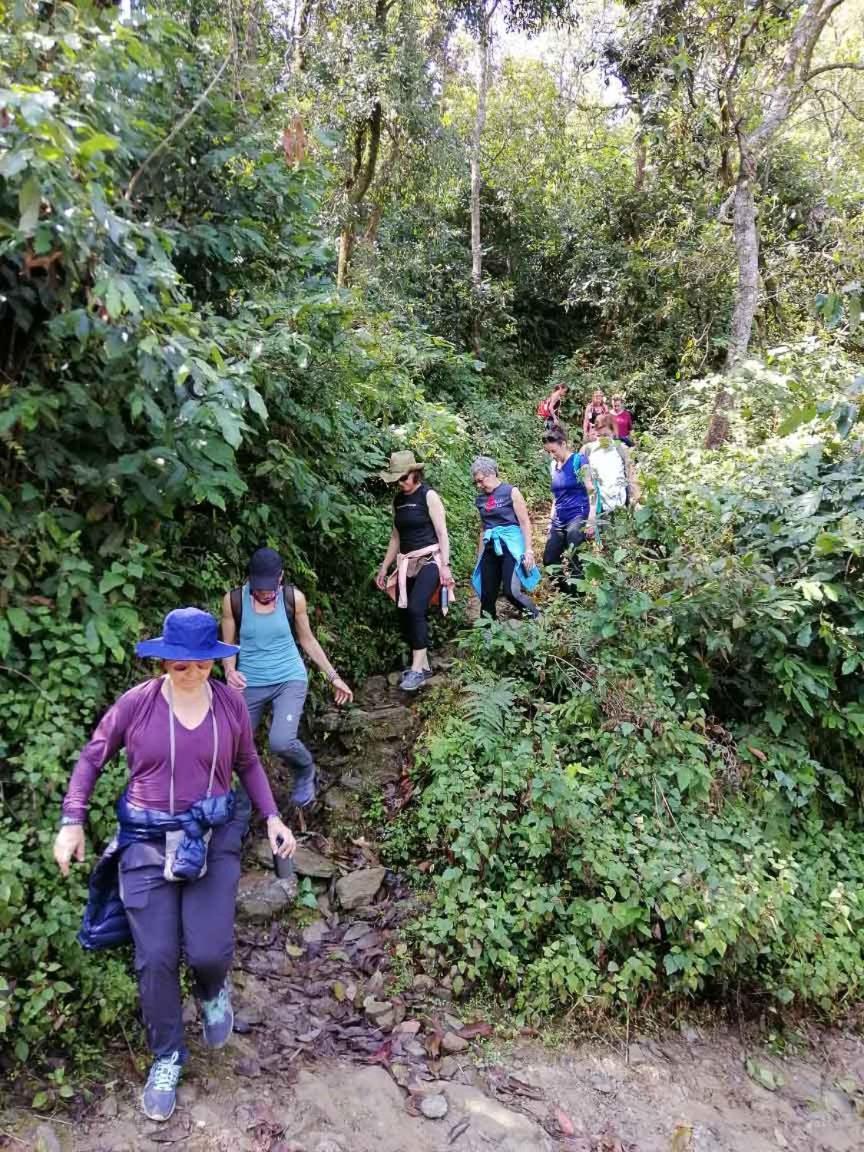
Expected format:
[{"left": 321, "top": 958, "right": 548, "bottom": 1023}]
[
  {"left": 78, "top": 791, "right": 235, "bottom": 951},
  {"left": 471, "top": 525, "right": 541, "bottom": 599}
]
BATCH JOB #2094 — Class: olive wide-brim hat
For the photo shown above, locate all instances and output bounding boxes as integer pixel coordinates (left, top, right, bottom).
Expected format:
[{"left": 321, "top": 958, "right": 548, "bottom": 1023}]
[{"left": 379, "top": 450, "right": 426, "bottom": 483}]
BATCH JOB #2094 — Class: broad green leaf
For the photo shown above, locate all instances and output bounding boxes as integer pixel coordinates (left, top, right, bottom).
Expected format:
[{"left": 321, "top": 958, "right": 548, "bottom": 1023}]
[{"left": 18, "top": 172, "right": 40, "bottom": 234}]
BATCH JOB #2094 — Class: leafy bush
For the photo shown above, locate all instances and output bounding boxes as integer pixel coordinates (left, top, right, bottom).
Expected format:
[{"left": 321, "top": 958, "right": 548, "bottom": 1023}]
[{"left": 402, "top": 347, "right": 864, "bottom": 1019}]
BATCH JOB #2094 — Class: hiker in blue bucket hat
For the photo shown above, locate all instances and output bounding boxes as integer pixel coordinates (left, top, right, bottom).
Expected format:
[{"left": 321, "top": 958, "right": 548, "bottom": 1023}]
[{"left": 53, "top": 607, "right": 295, "bottom": 1123}]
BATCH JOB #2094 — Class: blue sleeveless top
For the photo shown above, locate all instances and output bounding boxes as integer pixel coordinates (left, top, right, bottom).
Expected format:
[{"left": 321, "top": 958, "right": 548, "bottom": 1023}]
[{"left": 237, "top": 584, "right": 307, "bottom": 687}]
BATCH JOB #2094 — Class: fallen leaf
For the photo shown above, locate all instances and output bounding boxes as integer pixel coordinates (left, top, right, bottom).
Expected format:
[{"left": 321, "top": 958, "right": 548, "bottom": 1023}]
[
  {"left": 670, "top": 1124, "right": 693, "bottom": 1152},
  {"left": 555, "top": 1108, "right": 575, "bottom": 1136},
  {"left": 458, "top": 1020, "right": 492, "bottom": 1040}
]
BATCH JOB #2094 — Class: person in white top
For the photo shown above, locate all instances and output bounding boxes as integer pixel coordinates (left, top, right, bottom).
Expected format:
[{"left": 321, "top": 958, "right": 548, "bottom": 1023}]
[{"left": 581, "top": 413, "right": 639, "bottom": 512}]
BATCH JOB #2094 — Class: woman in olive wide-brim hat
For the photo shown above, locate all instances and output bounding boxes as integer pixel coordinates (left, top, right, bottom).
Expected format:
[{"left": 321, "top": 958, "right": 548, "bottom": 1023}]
[
  {"left": 376, "top": 451, "right": 455, "bottom": 692},
  {"left": 53, "top": 607, "right": 296, "bottom": 1124}
]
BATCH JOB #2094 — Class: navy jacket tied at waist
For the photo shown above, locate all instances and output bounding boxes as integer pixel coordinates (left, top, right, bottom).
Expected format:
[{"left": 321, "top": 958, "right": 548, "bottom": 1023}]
[{"left": 78, "top": 791, "right": 235, "bottom": 952}]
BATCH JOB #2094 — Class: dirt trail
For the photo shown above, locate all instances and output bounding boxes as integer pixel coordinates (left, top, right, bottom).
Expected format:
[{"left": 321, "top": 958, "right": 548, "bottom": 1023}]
[{"left": 6, "top": 663, "right": 864, "bottom": 1152}]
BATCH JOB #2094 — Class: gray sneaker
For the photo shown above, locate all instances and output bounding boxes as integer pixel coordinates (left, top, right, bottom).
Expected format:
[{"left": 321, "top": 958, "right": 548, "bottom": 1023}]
[
  {"left": 200, "top": 982, "right": 234, "bottom": 1048},
  {"left": 399, "top": 669, "right": 433, "bottom": 693},
  {"left": 141, "top": 1051, "right": 182, "bottom": 1122}
]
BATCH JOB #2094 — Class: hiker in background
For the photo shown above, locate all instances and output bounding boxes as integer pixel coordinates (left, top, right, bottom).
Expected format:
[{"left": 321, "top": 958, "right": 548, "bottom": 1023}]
[
  {"left": 53, "top": 607, "right": 296, "bottom": 1123},
  {"left": 611, "top": 394, "right": 634, "bottom": 445},
  {"left": 537, "top": 383, "right": 568, "bottom": 429},
  {"left": 582, "top": 388, "right": 608, "bottom": 438},
  {"left": 471, "top": 456, "right": 540, "bottom": 620},
  {"left": 582, "top": 412, "right": 639, "bottom": 513},
  {"left": 221, "top": 548, "right": 353, "bottom": 825},
  {"left": 376, "top": 450, "right": 455, "bottom": 693},
  {"left": 542, "top": 427, "right": 596, "bottom": 591}
]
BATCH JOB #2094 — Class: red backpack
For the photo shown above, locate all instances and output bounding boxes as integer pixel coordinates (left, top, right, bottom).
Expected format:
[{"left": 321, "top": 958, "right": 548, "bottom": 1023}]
[{"left": 537, "top": 397, "right": 552, "bottom": 419}]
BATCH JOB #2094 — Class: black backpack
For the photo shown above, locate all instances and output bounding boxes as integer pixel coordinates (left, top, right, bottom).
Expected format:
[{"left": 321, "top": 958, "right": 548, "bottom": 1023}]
[{"left": 229, "top": 584, "right": 296, "bottom": 634}]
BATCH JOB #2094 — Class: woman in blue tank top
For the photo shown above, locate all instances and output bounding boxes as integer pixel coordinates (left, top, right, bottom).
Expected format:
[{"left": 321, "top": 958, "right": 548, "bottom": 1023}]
[
  {"left": 541, "top": 426, "right": 596, "bottom": 593},
  {"left": 220, "top": 548, "right": 353, "bottom": 817},
  {"left": 471, "top": 456, "right": 539, "bottom": 619}
]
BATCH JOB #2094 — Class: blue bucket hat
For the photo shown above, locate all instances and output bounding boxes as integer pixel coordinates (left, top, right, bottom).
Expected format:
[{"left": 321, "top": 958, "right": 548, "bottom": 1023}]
[{"left": 135, "top": 607, "right": 239, "bottom": 661}]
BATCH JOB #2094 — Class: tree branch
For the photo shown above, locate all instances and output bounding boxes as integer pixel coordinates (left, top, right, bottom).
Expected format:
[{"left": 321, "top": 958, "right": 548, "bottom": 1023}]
[
  {"left": 126, "top": 52, "right": 232, "bottom": 201},
  {"left": 804, "top": 60, "right": 864, "bottom": 81}
]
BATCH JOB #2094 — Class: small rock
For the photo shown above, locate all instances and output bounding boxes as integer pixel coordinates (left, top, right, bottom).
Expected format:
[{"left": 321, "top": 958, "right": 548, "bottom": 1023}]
[
  {"left": 34, "top": 1125, "right": 61, "bottom": 1152},
  {"left": 336, "top": 867, "right": 386, "bottom": 910},
  {"left": 442, "top": 1032, "right": 469, "bottom": 1054},
  {"left": 394, "top": 1019, "right": 421, "bottom": 1035},
  {"left": 364, "top": 996, "right": 395, "bottom": 1030},
  {"left": 236, "top": 871, "right": 297, "bottom": 921},
  {"left": 590, "top": 1075, "right": 616, "bottom": 1096},
  {"left": 627, "top": 1043, "right": 651, "bottom": 1066},
  {"left": 253, "top": 837, "right": 276, "bottom": 869},
  {"left": 443, "top": 1013, "right": 465, "bottom": 1032},
  {"left": 302, "top": 920, "right": 329, "bottom": 946},
  {"left": 390, "top": 1062, "right": 413, "bottom": 1088},
  {"left": 681, "top": 1025, "right": 701, "bottom": 1044},
  {"left": 409, "top": 1078, "right": 447, "bottom": 1095},
  {"left": 344, "top": 922, "right": 374, "bottom": 943},
  {"left": 235, "top": 1057, "right": 261, "bottom": 1078},
  {"left": 317, "top": 893, "right": 332, "bottom": 916},
  {"left": 418, "top": 1093, "right": 449, "bottom": 1120},
  {"left": 98, "top": 1093, "right": 119, "bottom": 1119},
  {"left": 412, "top": 974, "right": 435, "bottom": 991},
  {"left": 366, "top": 969, "right": 385, "bottom": 994},
  {"left": 294, "top": 845, "right": 337, "bottom": 879},
  {"left": 774, "top": 1129, "right": 789, "bottom": 1149},
  {"left": 404, "top": 1040, "right": 428, "bottom": 1058},
  {"left": 438, "top": 1056, "right": 460, "bottom": 1079},
  {"left": 433, "top": 986, "right": 453, "bottom": 1001}
]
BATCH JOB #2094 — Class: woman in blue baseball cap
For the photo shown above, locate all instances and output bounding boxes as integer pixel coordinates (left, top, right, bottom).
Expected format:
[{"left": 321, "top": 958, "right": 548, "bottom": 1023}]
[{"left": 53, "top": 607, "right": 295, "bottom": 1124}]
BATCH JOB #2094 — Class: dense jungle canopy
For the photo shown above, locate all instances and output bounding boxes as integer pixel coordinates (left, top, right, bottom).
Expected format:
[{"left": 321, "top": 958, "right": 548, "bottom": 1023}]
[{"left": 1, "top": 0, "right": 863, "bottom": 1070}]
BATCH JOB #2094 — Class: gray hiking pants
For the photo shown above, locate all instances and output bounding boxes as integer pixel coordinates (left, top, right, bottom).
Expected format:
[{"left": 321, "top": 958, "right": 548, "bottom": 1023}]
[
  {"left": 235, "top": 680, "right": 315, "bottom": 829},
  {"left": 119, "top": 816, "right": 243, "bottom": 1060}
]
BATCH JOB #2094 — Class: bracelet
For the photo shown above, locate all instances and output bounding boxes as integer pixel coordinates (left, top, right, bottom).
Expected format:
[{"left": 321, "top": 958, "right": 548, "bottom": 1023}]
[
  {"left": 326, "top": 670, "right": 340, "bottom": 683},
  {"left": 59, "top": 814, "right": 83, "bottom": 828}
]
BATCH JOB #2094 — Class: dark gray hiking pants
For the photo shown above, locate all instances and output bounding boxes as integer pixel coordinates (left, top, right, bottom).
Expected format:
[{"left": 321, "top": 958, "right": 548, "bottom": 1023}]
[
  {"left": 235, "top": 680, "right": 315, "bottom": 829},
  {"left": 119, "top": 816, "right": 243, "bottom": 1060}
]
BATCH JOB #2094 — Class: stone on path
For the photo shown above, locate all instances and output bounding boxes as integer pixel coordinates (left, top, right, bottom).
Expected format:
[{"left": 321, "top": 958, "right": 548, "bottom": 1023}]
[
  {"left": 336, "top": 866, "right": 386, "bottom": 910},
  {"left": 441, "top": 1031, "right": 469, "bottom": 1054},
  {"left": 236, "top": 869, "right": 296, "bottom": 921},
  {"left": 364, "top": 996, "right": 395, "bottom": 1030},
  {"left": 34, "top": 1126, "right": 61, "bottom": 1152},
  {"left": 302, "top": 919, "right": 329, "bottom": 945},
  {"left": 445, "top": 1084, "right": 554, "bottom": 1150},
  {"left": 418, "top": 1093, "right": 448, "bottom": 1119},
  {"left": 294, "top": 844, "right": 337, "bottom": 879}
]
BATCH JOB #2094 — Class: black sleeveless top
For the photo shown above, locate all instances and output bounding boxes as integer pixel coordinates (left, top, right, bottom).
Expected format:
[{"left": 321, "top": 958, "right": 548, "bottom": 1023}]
[
  {"left": 394, "top": 482, "right": 438, "bottom": 552},
  {"left": 475, "top": 482, "right": 519, "bottom": 530}
]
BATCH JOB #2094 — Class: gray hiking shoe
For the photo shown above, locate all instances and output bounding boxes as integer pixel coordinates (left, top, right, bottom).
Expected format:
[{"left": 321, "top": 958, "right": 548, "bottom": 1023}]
[
  {"left": 201, "top": 983, "right": 234, "bottom": 1049},
  {"left": 141, "top": 1051, "right": 182, "bottom": 1122},
  {"left": 399, "top": 669, "right": 433, "bottom": 693}
]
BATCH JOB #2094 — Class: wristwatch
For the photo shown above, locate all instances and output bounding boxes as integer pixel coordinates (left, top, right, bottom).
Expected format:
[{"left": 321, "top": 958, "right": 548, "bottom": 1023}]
[{"left": 59, "top": 814, "right": 83, "bottom": 828}]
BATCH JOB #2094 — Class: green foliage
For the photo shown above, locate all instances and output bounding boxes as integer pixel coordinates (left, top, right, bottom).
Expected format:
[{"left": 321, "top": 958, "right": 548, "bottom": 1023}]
[
  {"left": 402, "top": 345, "right": 864, "bottom": 1019},
  {"left": 0, "top": 1, "right": 540, "bottom": 1068}
]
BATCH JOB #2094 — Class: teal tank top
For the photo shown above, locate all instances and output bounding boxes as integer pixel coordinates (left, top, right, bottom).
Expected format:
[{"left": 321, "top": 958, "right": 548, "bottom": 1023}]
[{"left": 237, "top": 584, "right": 307, "bottom": 687}]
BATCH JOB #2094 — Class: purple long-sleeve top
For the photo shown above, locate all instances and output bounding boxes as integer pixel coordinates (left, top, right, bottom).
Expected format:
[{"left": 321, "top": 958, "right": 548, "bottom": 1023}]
[{"left": 62, "top": 678, "right": 278, "bottom": 823}]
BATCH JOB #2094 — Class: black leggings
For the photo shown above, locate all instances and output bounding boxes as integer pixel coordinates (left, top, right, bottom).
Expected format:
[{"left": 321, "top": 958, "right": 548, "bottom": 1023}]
[
  {"left": 543, "top": 517, "right": 587, "bottom": 591},
  {"left": 398, "top": 563, "right": 440, "bottom": 651},
  {"left": 478, "top": 545, "right": 538, "bottom": 620}
]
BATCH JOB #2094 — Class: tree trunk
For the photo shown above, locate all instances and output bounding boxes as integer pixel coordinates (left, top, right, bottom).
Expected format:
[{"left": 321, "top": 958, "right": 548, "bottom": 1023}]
[
  {"left": 705, "top": 152, "right": 760, "bottom": 447},
  {"left": 634, "top": 134, "right": 647, "bottom": 193},
  {"left": 470, "top": 12, "right": 491, "bottom": 288},
  {"left": 726, "top": 154, "right": 759, "bottom": 369},
  {"left": 337, "top": 225, "right": 355, "bottom": 288}
]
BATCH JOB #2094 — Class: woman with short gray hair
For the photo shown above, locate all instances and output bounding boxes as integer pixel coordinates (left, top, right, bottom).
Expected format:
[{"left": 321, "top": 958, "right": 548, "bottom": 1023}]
[{"left": 470, "top": 457, "right": 540, "bottom": 619}]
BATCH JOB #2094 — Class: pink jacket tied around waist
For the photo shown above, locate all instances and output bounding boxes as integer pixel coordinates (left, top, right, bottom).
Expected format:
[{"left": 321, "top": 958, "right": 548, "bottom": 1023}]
[{"left": 385, "top": 544, "right": 453, "bottom": 612}]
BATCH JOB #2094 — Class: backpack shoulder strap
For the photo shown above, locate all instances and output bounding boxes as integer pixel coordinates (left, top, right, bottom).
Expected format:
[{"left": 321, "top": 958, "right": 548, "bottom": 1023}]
[
  {"left": 229, "top": 586, "right": 243, "bottom": 632},
  {"left": 283, "top": 584, "right": 296, "bottom": 620}
]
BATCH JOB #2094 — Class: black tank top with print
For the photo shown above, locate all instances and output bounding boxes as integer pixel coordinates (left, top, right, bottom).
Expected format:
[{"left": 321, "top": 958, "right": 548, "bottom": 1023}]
[
  {"left": 394, "top": 483, "right": 438, "bottom": 552},
  {"left": 475, "top": 482, "right": 519, "bottom": 530}
]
